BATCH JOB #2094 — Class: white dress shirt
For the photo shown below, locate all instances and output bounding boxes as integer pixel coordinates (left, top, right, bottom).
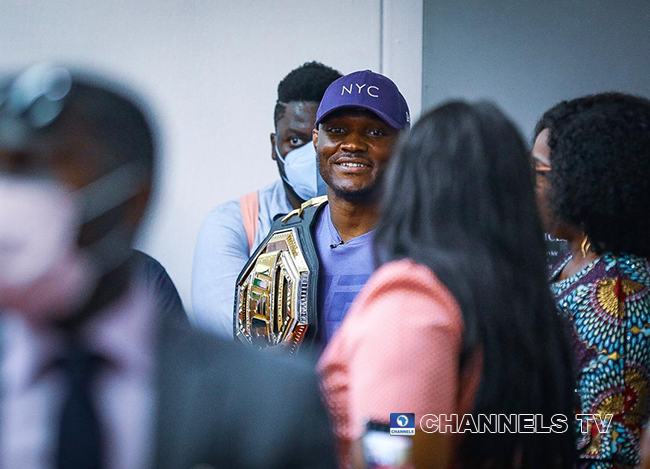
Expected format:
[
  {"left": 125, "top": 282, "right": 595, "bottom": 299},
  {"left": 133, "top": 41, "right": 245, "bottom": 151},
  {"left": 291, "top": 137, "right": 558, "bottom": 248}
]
[{"left": 0, "top": 283, "right": 157, "bottom": 469}]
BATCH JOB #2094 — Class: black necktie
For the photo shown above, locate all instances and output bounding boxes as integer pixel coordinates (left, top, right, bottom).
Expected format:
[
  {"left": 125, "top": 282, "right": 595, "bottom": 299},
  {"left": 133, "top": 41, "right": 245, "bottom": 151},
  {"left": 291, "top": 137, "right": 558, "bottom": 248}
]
[{"left": 55, "top": 343, "right": 106, "bottom": 469}]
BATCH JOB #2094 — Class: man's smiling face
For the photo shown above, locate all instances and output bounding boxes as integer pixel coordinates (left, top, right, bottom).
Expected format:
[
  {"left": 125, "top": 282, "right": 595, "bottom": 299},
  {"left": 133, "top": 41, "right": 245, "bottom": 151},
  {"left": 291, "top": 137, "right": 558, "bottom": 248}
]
[{"left": 313, "top": 108, "right": 399, "bottom": 201}]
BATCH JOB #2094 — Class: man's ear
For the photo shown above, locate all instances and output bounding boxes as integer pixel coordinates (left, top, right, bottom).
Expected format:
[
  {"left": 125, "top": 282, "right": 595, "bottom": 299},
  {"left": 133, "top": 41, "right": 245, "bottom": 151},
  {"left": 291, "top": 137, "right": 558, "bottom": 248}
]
[
  {"left": 270, "top": 132, "right": 277, "bottom": 161},
  {"left": 312, "top": 128, "right": 319, "bottom": 149}
]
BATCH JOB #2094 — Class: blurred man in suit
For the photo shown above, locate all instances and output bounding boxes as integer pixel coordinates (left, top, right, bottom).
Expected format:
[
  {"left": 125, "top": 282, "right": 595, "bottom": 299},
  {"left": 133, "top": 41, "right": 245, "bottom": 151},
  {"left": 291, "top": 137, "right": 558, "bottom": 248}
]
[{"left": 0, "top": 64, "right": 336, "bottom": 469}]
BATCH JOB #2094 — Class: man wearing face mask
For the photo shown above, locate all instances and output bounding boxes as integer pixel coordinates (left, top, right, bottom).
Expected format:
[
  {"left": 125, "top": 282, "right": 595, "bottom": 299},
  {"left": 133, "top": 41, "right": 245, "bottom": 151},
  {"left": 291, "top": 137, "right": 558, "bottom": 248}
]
[
  {"left": 0, "top": 64, "right": 337, "bottom": 469},
  {"left": 192, "top": 62, "right": 342, "bottom": 337},
  {"left": 235, "top": 70, "right": 409, "bottom": 352}
]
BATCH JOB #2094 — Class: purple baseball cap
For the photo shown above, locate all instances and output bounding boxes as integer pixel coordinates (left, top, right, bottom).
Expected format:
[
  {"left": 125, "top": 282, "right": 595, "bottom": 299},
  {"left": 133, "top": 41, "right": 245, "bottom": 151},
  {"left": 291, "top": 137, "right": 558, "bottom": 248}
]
[{"left": 315, "top": 70, "right": 410, "bottom": 130}]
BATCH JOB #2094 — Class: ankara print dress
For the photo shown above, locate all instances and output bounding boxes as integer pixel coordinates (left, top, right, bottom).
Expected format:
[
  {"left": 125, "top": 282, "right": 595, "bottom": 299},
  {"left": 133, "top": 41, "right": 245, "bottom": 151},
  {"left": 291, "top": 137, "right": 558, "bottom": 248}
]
[{"left": 551, "top": 253, "right": 650, "bottom": 469}]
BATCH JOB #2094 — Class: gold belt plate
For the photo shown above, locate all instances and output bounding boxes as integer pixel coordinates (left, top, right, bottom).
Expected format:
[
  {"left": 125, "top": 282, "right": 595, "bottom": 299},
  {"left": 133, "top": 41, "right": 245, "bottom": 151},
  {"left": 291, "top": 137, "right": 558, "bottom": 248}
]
[{"left": 234, "top": 228, "right": 311, "bottom": 353}]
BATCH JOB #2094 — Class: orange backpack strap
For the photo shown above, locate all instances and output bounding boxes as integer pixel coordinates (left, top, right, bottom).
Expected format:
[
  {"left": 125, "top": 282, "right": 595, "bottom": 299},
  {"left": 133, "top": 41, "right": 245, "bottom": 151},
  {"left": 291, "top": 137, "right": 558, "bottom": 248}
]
[{"left": 240, "top": 191, "right": 260, "bottom": 253}]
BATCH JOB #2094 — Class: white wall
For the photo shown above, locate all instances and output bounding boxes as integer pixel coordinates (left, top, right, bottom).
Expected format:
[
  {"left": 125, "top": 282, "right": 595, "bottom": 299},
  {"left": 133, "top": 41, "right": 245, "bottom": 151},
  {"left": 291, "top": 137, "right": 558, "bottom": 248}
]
[
  {"left": 0, "top": 0, "right": 422, "bottom": 308},
  {"left": 381, "top": 0, "right": 423, "bottom": 120}
]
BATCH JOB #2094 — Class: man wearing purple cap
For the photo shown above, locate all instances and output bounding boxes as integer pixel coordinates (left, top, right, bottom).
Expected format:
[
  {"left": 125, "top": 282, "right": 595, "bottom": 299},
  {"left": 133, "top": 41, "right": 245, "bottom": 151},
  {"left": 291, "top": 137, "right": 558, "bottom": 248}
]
[
  {"left": 234, "top": 70, "right": 409, "bottom": 351},
  {"left": 310, "top": 70, "right": 410, "bottom": 342}
]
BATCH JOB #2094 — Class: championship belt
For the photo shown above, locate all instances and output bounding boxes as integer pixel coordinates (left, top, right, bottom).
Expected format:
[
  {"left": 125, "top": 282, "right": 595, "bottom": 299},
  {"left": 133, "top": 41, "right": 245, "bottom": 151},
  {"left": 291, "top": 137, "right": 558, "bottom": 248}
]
[{"left": 233, "top": 196, "right": 327, "bottom": 354}]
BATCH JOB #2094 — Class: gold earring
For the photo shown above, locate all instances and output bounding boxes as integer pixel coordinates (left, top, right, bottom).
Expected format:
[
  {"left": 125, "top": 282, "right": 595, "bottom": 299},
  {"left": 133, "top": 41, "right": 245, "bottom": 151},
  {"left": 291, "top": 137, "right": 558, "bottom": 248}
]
[{"left": 580, "top": 236, "right": 592, "bottom": 258}]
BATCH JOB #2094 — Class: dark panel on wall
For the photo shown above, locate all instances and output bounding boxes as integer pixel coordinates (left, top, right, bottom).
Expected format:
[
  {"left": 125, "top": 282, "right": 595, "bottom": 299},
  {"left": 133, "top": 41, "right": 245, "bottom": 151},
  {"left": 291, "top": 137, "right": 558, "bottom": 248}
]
[{"left": 422, "top": 0, "right": 650, "bottom": 138}]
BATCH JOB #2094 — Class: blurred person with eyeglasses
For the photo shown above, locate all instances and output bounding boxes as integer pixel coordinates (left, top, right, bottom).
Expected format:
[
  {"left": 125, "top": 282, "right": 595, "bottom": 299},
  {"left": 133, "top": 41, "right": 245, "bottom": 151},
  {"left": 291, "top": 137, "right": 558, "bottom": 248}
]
[
  {"left": 533, "top": 93, "right": 650, "bottom": 469},
  {"left": 0, "top": 64, "right": 337, "bottom": 469}
]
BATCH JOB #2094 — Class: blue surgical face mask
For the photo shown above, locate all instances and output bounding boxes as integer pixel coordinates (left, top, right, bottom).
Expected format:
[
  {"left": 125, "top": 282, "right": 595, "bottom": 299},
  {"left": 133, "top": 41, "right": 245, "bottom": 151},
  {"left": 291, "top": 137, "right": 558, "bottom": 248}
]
[{"left": 275, "top": 141, "right": 327, "bottom": 201}]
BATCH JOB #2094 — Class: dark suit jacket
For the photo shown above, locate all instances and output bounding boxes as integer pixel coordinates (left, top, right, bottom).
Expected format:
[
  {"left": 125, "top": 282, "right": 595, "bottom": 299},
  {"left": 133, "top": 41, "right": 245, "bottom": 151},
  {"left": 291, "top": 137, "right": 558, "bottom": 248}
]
[
  {"left": 132, "top": 250, "right": 187, "bottom": 323},
  {"left": 154, "top": 317, "right": 338, "bottom": 469},
  {"left": 0, "top": 281, "right": 334, "bottom": 468}
]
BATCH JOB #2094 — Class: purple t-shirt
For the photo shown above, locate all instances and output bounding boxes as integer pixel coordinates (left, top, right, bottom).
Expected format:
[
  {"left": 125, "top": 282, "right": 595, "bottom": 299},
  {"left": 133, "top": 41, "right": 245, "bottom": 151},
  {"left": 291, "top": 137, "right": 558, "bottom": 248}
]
[{"left": 313, "top": 204, "right": 375, "bottom": 342}]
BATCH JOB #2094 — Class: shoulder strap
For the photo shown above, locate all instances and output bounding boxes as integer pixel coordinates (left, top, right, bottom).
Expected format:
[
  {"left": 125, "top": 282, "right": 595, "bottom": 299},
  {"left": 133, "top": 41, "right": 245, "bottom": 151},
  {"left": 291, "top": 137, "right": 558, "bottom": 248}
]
[
  {"left": 279, "top": 195, "right": 328, "bottom": 225},
  {"left": 240, "top": 191, "right": 260, "bottom": 253}
]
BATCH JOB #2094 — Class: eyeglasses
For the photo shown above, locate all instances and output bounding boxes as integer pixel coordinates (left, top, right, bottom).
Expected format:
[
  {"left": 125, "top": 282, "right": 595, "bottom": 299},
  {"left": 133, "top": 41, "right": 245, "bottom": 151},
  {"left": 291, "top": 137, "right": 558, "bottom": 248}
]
[{"left": 0, "top": 64, "right": 73, "bottom": 149}]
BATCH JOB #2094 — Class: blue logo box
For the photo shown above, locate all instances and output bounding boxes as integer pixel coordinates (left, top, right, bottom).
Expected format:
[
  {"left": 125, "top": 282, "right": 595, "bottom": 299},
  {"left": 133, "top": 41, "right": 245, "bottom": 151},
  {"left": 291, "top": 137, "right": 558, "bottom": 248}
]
[{"left": 390, "top": 413, "right": 415, "bottom": 435}]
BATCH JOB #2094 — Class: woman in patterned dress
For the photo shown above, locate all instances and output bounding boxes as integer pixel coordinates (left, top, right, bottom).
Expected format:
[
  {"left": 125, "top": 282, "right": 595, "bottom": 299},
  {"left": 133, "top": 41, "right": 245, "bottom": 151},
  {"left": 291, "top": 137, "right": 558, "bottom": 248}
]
[{"left": 533, "top": 93, "right": 650, "bottom": 468}]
